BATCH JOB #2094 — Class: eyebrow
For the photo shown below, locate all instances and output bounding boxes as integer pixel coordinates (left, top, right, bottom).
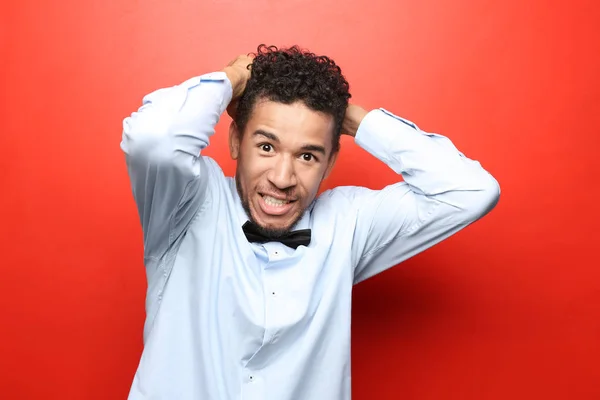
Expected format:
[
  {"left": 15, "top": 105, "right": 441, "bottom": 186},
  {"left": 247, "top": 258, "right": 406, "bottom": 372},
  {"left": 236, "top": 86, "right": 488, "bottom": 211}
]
[
  {"left": 299, "top": 144, "right": 326, "bottom": 156},
  {"left": 253, "top": 129, "right": 279, "bottom": 143},
  {"left": 252, "top": 129, "right": 327, "bottom": 156}
]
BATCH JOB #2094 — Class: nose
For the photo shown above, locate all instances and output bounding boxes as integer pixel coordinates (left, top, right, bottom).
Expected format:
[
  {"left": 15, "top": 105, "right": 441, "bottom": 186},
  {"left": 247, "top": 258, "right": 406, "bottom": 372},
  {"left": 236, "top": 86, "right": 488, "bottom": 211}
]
[{"left": 267, "top": 154, "right": 297, "bottom": 190}]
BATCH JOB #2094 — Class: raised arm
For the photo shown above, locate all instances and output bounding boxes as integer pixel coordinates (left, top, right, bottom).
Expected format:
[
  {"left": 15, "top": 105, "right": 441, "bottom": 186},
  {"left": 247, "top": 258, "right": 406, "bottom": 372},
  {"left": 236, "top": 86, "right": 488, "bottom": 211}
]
[
  {"left": 121, "top": 55, "right": 252, "bottom": 263},
  {"left": 340, "top": 106, "right": 500, "bottom": 283}
]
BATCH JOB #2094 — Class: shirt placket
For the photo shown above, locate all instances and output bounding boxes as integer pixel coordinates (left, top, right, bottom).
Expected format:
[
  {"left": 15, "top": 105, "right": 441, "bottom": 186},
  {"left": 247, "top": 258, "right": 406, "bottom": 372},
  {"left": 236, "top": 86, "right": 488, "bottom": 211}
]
[
  {"left": 241, "top": 243, "right": 287, "bottom": 400},
  {"left": 263, "top": 245, "right": 285, "bottom": 344}
]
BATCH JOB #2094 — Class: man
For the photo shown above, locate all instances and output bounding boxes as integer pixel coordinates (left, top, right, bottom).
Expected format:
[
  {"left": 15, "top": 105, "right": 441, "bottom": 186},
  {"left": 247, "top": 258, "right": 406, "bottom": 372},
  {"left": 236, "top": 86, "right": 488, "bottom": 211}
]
[{"left": 121, "top": 45, "right": 500, "bottom": 400}]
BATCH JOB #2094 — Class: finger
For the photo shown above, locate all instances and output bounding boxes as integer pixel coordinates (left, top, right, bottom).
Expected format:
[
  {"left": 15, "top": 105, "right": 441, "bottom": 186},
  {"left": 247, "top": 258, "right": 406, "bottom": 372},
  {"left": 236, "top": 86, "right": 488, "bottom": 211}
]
[{"left": 227, "top": 99, "right": 239, "bottom": 119}]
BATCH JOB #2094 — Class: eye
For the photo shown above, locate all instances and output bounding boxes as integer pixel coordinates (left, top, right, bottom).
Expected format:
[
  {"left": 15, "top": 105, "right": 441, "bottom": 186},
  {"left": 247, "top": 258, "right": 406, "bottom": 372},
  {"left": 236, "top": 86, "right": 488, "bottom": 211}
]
[
  {"left": 301, "top": 153, "right": 315, "bottom": 162},
  {"left": 260, "top": 144, "right": 273, "bottom": 152}
]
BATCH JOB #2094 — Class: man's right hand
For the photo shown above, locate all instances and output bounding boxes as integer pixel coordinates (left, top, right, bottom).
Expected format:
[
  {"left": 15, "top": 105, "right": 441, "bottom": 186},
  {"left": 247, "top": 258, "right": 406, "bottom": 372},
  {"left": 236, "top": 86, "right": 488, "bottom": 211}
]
[{"left": 223, "top": 54, "right": 254, "bottom": 100}]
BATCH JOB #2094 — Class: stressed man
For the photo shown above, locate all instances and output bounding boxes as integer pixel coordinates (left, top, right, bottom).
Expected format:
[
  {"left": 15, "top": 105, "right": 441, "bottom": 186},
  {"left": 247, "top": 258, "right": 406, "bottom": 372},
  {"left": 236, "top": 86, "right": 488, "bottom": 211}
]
[{"left": 121, "top": 45, "right": 500, "bottom": 400}]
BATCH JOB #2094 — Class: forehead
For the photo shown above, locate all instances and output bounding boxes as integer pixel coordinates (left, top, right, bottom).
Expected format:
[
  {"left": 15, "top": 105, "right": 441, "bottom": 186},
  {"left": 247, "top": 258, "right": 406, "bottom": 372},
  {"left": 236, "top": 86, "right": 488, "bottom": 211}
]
[{"left": 245, "top": 99, "right": 335, "bottom": 150}]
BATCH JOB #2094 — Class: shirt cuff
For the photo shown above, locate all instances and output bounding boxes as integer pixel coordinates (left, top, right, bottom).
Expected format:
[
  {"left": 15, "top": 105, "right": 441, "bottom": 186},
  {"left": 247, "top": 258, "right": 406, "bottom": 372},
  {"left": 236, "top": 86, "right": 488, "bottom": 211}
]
[
  {"left": 184, "top": 71, "right": 233, "bottom": 115},
  {"left": 354, "top": 108, "right": 420, "bottom": 165}
]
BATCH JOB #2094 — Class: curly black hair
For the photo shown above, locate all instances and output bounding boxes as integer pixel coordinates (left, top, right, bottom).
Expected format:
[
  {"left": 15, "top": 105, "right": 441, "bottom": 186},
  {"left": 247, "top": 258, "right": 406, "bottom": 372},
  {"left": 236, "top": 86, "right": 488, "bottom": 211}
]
[{"left": 234, "top": 44, "right": 351, "bottom": 154}]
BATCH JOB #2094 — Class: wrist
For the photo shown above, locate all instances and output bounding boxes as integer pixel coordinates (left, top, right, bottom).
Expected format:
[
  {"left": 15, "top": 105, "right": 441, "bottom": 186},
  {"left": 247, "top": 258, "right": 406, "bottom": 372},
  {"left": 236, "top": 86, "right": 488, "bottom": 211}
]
[
  {"left": 222, "top": 67, "right": 246, "bottom": 99},
  {"left": 342, "top": 105, "right": 368, "bottom": 137}
]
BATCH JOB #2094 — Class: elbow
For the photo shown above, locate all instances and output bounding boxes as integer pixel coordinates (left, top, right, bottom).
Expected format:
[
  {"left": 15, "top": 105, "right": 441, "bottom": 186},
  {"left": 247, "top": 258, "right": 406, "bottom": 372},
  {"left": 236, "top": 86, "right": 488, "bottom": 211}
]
[
  {"left": 120, "top": 112, "right": 172, "bottom": 161},
  {"left": 466, "top": 173, "right": 501, "bottom": 221}
]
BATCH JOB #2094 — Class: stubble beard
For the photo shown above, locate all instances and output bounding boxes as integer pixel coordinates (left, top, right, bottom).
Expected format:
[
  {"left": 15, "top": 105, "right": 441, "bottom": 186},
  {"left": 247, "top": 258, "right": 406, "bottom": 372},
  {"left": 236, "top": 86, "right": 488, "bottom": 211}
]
[{"left": 235, "top": 174, "right": 305, "bottom": 239}]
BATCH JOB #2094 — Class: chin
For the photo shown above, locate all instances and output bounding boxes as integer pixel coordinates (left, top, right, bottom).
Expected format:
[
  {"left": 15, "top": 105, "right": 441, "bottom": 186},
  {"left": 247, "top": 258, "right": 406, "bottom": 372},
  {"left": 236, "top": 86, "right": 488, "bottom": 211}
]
[
  {"left": 250, "top": 203, "right": 303, "bottom": 235},
  {"left": 253, "top": 213, "right": 296, "bottom": 232}
]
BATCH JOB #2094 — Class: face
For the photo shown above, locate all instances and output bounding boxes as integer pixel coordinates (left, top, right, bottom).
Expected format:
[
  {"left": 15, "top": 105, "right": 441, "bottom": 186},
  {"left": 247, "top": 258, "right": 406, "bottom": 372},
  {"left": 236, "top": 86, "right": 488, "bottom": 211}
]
[{"left": 229, "top": 99, "right": 338, "bottom": 237}]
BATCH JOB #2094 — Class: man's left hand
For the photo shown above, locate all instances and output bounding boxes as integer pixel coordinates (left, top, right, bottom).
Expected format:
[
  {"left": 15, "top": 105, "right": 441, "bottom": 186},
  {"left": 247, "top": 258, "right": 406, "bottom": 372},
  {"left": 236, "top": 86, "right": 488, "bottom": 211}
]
[{"left": 342, "top": 104, "right": 368, "bottom": 137}]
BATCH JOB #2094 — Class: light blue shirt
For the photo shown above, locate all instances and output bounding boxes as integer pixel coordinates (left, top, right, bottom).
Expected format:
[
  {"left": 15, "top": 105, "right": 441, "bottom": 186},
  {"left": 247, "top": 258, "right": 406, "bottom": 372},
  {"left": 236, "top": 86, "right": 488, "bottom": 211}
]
[{"left": 121, "top": 71, "right": 500, "bottom": 400}]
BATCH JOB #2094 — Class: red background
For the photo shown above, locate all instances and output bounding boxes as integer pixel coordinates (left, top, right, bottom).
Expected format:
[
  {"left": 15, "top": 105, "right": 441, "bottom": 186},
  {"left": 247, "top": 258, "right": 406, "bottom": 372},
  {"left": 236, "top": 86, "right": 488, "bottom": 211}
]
[{"left": 1, "top": 0, "right": 599, "bottom": 399}]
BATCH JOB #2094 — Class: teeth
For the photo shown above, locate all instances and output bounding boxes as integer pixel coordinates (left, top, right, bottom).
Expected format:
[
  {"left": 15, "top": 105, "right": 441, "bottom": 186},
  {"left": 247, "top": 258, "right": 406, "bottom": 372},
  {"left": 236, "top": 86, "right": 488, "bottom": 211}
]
[{"left": 264, "top": 196, "right": 289, "bottom": 207}]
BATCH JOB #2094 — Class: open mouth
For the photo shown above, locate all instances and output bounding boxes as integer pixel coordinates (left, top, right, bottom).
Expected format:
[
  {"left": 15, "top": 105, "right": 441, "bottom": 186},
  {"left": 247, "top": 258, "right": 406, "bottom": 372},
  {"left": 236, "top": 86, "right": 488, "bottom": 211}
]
[
  {"left": 258, "top": 193, "right": 296, "bottom": 216},
  {"left": 261, "top": 194, "right": 293, "bottom": 206}
]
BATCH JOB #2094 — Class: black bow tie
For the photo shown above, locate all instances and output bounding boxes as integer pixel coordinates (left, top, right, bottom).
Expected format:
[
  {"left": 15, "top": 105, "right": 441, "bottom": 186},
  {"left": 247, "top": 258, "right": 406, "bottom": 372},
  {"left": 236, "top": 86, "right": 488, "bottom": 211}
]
[{"left": 242, "top": 221, "right": 311, "bottom": 249}]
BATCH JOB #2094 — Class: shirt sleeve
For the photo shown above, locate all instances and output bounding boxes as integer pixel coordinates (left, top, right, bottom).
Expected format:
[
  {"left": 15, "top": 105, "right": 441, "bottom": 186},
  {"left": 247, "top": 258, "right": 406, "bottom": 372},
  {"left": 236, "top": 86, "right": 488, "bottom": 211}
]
[
  {"left": 348, "top": 108, "right": 500, "bottom": 283},
  {"left": 120, "top": 71, "right": 232, "bottom": 264}
]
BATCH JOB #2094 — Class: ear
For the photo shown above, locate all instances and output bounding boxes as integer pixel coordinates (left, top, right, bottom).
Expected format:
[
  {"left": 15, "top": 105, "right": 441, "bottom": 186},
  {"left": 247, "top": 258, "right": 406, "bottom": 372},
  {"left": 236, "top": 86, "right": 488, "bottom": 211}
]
[
  {"left": 229, "top": 121, "right": 241, "bottom": 160},
  {"left": 323, "top": 150, "right": 338, "bottom": 180}
]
